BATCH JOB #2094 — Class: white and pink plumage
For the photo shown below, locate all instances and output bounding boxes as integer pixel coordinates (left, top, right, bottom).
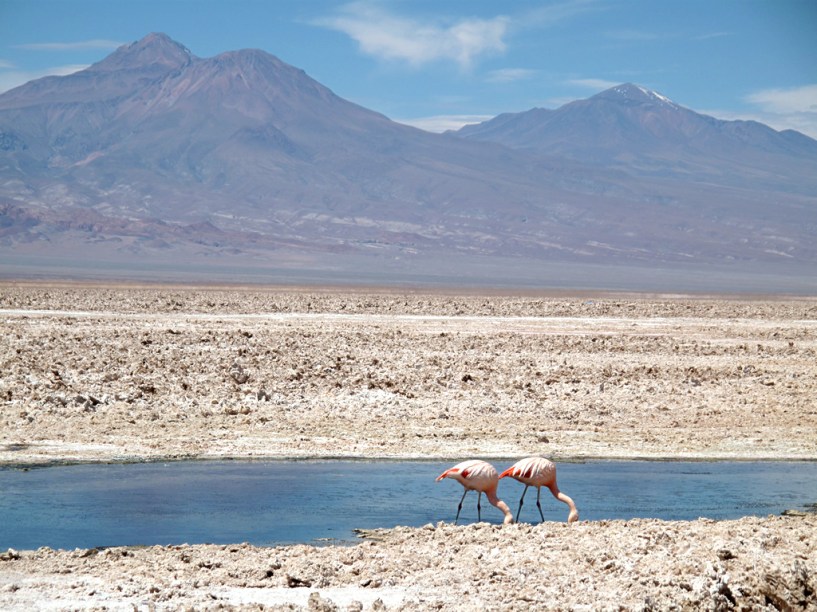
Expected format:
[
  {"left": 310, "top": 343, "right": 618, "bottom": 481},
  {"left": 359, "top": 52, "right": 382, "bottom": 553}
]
[
  {"left": 436, "top": 459, "right": 514, "bottom": 524},
  {"left": 499, "top": 457, "right": 579, "bottom": 523}
]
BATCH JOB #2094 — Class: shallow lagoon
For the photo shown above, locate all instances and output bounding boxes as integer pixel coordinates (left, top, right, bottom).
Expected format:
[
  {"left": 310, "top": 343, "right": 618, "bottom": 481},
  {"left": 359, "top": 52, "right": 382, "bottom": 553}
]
[{"left": 1, "top": 460, "right": 815, "bottom": 550}]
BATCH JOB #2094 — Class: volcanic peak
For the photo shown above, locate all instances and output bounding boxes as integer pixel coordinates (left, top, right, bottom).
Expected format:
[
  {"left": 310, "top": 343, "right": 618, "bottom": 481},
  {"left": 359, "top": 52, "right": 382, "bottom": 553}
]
[
  {"left": 88, "top": 32, "right": 194, "bottom": 73},
  {"left": 594, "top": 82, "right": 677, "bottom": 107}
]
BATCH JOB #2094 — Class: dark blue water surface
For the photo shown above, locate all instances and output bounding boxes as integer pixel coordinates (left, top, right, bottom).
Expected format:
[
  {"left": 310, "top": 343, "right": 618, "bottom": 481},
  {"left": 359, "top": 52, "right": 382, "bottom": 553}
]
[{"left": 1, "top": 460, "right": 815, "bottom": 550}]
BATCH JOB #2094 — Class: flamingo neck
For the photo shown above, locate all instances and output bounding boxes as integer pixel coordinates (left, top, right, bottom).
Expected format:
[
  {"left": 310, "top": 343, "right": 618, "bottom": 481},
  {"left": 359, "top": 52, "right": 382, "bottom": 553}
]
[
  {"left": 558, "top": 492, "right": 579, "bottom": 523},
  {"left": 548, "top": 483, "right": 579, "bottom": 524},
  {"left": 486, "top": 491, "right": 515, "bottom": 524}
]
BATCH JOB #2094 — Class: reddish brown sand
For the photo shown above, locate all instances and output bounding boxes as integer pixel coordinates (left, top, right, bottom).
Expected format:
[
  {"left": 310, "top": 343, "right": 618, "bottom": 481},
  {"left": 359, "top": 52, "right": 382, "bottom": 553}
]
[{"left": 1, "top": 283, "right": 815, "bottom": 610}]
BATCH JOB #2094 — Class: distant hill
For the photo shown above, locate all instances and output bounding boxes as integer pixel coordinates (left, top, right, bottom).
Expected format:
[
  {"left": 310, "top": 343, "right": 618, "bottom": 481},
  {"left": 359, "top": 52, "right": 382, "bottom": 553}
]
[
  {"left": 1, "top": 34, "right": 816, "bottom": 292},
  {"left": 455, "top": 83, "right": 817, "bottom": 194}
]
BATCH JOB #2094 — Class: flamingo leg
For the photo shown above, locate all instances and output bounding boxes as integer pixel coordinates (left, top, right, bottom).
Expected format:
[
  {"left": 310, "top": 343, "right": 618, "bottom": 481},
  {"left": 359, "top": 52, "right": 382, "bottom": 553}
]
[
  {"left": 454, "top": 489, "right": 469, "bottom": 524},
  {"left": 477, "top": 491, "right": 483, "bottom": 522},
  {"left": 515, "top": 485, "right": 530, "bottom": 522},
  {"left": 535, "top": 487, "right": 545, "bottom": 522}
]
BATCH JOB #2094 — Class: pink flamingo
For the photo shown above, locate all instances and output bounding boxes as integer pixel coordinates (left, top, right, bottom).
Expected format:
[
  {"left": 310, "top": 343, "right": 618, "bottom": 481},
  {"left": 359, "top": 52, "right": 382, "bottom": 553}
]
[
  {"left": 499, "top": 457, "right": 579, "bottom": 523},
  {"left": 436, "top": 459, "right": 514, "bottom": 524}
]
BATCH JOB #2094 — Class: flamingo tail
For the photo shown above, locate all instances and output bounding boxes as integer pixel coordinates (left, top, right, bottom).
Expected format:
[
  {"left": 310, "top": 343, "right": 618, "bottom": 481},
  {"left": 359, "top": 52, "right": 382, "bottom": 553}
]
[
  {"left": 498, "top": 466, "right": 516, "bottom": 479},
  {"left": 436, "top": 467, "right": 458, "bottom": 482}
]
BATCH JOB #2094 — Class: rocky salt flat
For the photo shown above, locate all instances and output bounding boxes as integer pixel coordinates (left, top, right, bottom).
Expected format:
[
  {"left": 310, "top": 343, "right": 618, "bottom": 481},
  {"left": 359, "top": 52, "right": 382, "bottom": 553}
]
[{"left": 1, "top": 283, "right": 816, "bottom": 610}]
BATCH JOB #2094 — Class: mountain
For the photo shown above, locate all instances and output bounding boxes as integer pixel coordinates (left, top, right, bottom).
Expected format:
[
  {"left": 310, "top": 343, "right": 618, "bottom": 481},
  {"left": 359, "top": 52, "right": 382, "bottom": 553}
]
[
  {"left": 1, "top": 35, "right": 816, "bottom": 292},
  {"left": 455, "top": 83, "right": 817, "bottom": 194},
  {"left": 0, "top": 34, "right": 574, "bottom": 258}
]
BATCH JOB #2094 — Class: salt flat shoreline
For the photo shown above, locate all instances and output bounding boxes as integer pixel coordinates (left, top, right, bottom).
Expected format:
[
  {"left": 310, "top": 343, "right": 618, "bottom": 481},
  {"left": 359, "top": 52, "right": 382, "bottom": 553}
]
[
  {"left": 4, "top": 454, "right": 817, "bottom": 472},
  {"left": 1, "top": 283, "right": 816, "bottom": 610}
]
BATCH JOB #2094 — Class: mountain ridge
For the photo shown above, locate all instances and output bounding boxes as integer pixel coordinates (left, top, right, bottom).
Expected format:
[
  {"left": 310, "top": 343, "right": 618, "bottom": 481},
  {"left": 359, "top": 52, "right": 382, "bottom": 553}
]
[
  {"left": 1, "top": 33, "right": 815, "bottom": 291},
  {"left": 88, "top": 32, "right": 193, "bottom": 73},
  {"left": 455, "top": 83, "right": 817, "bottom": 194}
]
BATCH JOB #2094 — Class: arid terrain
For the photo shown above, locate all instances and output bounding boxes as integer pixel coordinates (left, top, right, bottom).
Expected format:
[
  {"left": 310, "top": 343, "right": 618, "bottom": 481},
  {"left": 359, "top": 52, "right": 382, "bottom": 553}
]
[{"left": 1, "top": 283, "right": 816, "bottom": 610}]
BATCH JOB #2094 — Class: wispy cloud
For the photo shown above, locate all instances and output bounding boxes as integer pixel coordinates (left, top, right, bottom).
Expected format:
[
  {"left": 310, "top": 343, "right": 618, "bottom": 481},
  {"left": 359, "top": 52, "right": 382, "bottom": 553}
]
[
  {"left": 315, "top": 2, "right": 509, "bottom": 69},
  {"left": 745, "top": 85, "right": 817, "bottom": 115},
  {"left": 695, "top": 31, "right": 731, "bottom": 41},
  {"left": 14, "top": 39, "right": 122, "bottom": 51},
  {"left": 740, "top": 84, "right": 817, "bottom": 139},
  {"left": 696, "top": 85, "right": 817, "bottom": 139},
  {"left": 0, "top": 64, "right": 88, "bottom": 94},
  {"left": 0, "top": 38, "right": 122, "bottom": 93},
  {"left": 0, "top": 38, "right": 121, "bottom": 93},
  {"left": 605, "top": 29, "right": 660, "bottom": 42},
  {"left": 486, "top": 68, "right": 537, "bottom": 83},
  {"left": 567, "top": 78, "right": 619, "bottom": 90},
  {"left": 520, "top": 0, "right": 604, "bottom": 28},
  {"left": 395, "top": 114, "right": 494, "bottom": 133}
]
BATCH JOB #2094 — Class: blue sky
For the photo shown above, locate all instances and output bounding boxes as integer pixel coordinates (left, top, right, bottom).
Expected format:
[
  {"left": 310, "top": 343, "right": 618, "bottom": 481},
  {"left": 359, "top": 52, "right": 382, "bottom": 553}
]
[{"left": 1, "top": 0, "right": 815, "bottom": 136}]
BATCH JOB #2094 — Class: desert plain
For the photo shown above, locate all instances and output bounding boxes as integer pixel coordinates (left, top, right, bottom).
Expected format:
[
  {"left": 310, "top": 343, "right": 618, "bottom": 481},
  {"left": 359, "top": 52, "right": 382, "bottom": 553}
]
[{"left": 1, "top": 282, "right": 816, "bottom": 610}]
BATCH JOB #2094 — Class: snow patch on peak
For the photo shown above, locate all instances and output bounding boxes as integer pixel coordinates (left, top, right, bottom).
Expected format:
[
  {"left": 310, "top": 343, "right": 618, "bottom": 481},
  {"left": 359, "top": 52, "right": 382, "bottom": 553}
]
[
  {"left": 608, "top": 83, "right": 676, "bottom": 106},
  {"left": 642, "top": 86, "right": 674, "bottom": 105}
]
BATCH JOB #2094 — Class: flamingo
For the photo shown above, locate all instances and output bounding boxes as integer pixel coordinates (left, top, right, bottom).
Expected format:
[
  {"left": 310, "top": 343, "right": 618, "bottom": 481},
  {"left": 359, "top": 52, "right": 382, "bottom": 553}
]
[
  {"left": 499, "top": 457, "right": 579, "bottom": 524},
  {"left": 436, "top": 459, "right": 514, "bottom": 525}
]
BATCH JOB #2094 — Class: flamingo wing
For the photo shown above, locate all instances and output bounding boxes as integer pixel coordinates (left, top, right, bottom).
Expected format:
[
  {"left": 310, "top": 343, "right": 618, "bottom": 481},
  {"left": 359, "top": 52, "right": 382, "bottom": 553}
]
[
  {"left": 500, "top": 457, "right": 556, "bottom": 484},
  {"left": 437, "top": 459, "right": 493, "bottom": 482}
]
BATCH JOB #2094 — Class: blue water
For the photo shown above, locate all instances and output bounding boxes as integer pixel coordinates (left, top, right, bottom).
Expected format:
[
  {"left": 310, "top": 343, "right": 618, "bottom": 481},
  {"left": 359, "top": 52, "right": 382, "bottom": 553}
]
[{"left": 1, "top": 460, "right": 815, "bottom": 550}]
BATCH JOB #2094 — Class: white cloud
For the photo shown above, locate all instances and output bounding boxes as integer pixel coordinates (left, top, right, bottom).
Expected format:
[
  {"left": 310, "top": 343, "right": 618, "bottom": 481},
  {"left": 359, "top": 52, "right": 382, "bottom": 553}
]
[
  {"left": 316, "top": 2, "right": 509, "bottom": 69},
  {"left": 0, "top": 38, "right": 121, "bottom": 94},
  {"left": 711, "top": 109, "right": 817, "bottom": 139},
  {"left": 745, "top": 85, "right": 817, "bottom": 115},
  {"left": 14, "top": 39, "right": 122, "bottom": 51},
  {"left": 395, "top": 114, "right": 494, "bottom": 133},
  {"left": 521, "top": 0, "right": 604, "bottom": 27},
  {"left": 738, "top": 84, "right": 817, "bottom": 139},
  {"left": 695, "top": 31, "right": 731, "bottom": 41},
  {"left": 0, "top": 64, "right": 89, "bottom": 94},
  {"left": 567, "top": 78, "right": 619, "bottom": 90},
  {"left": 486, "top": 68, "right": 537, "bottom": 83}
]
